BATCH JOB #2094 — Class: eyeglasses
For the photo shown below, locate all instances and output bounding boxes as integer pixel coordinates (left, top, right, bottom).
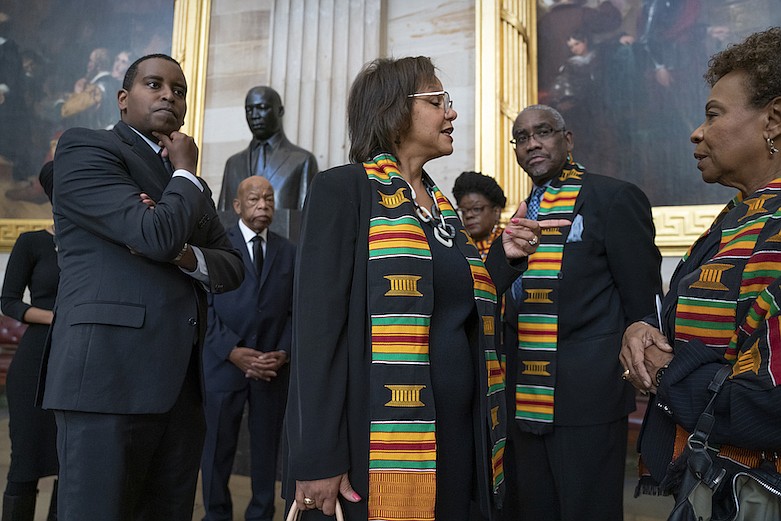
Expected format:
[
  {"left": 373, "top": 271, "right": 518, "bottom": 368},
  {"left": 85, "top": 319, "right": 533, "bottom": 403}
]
[
  {"left": 510, "top": 127, "right": 566, "bottom": 146},
  {"left": 457, "top": 205, "right": 488, "bottom": 217},
  {"left": 407, "top": 90, "right": 453, "bottom": 114}
]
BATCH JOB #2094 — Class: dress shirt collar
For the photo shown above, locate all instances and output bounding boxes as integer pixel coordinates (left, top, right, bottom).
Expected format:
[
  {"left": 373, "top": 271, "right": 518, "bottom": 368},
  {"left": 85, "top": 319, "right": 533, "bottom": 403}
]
[
  {"left": 251, "top": 130, "right": 283, "bottom": 153},
  {"left": 238, "top": 219, "right": 268, "bottom": 255},
  {"left": 128, "top": 125, "right": 161, "bottom": 154}
]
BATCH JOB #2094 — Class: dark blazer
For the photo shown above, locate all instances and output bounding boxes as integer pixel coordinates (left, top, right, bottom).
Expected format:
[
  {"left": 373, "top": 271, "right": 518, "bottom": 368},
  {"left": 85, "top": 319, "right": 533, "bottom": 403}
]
[
  {"left": 217, "top": 132, "right": 318, "bottom": 212},
  {"left": 503, "top": 172, "right": 662, "bottom": 425},
  {"left": 40, "top": 121, "right": 245, "bottom": 414},
  {"left": 284, "top": 164, "right": 525, "bottom": 520},
  {"left": 203, "top": 224, "right": 295, "bottom": 391}
]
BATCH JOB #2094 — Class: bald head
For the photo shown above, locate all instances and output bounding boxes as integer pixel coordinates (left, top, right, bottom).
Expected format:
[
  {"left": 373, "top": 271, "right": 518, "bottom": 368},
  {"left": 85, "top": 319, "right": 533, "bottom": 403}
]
[
  {"left": 245, "top": 86, "right": 285, "bottom": 141},
  {"left": 234, "top": 176, "right": 275, "bottom": 233}
]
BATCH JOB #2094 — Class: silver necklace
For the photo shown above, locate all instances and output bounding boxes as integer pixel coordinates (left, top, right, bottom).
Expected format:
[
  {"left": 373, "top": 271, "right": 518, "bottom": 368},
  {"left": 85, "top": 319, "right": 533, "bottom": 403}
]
[{"left": 407, "top": 179, "right": 456, "bottom": 247}]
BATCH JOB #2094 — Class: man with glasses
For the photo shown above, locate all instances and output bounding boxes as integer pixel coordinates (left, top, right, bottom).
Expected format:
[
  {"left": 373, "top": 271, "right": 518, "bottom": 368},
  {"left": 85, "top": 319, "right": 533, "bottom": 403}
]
[{"left": 501, "top": 104, "right": 661, "bottom": 521}]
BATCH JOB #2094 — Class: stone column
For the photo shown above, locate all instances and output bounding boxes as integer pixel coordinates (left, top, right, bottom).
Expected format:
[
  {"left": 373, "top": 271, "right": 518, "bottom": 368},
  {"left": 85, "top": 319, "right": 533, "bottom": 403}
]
[{"left": 269, "top": 0, "right": 382, "bottom": 172}]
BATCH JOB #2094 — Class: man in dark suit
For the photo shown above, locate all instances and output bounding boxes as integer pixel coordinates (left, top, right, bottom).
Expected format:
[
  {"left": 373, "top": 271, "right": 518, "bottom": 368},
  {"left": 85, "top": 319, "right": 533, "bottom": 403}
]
[
  {"left": 201, "top": 175, "right": 295, "bottom": 521},
  {"left": 40, "top": 54, "right": 245, "bottom": 521},
  {"left": 501, "top": 104, "right": 662, "bottom": 521},
  {"left": 216, "top": 86, "right": 318, "bottom": 231}
]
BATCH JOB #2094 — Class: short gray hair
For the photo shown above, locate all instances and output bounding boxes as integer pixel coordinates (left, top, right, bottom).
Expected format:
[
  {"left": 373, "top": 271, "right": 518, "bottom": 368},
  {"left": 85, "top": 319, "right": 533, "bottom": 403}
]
[{"left": 518, "top": 104, "right": 566, "bottom": 130}]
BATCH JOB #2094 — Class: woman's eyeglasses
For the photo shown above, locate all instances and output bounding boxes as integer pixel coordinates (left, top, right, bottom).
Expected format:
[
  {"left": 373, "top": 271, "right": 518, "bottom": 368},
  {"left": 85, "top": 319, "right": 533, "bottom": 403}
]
[{"left": 407, "top": 91, "right": 453, "bottom": 114}]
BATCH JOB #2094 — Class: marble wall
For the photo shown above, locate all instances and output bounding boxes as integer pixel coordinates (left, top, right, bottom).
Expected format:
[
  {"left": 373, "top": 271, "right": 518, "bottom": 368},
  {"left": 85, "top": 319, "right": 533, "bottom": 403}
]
[{"left": 200, "top": 0, "right": 476, "bottom": 203}]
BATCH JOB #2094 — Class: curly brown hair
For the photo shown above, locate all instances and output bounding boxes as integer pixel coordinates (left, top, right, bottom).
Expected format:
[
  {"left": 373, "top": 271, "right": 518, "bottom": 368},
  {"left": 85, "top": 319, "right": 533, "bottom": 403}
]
[{"left": 705, "top": 27, "right": 781, "bottom": 108}]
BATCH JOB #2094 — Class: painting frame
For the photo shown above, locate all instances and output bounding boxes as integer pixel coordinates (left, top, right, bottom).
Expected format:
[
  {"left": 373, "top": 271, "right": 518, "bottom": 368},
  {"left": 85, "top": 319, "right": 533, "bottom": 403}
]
[
  {"left": 477, "top": 1, "right": 747, "bottom": 257},
  {"left": 0, "top": 0, "right": 212, "bottom": 252}
]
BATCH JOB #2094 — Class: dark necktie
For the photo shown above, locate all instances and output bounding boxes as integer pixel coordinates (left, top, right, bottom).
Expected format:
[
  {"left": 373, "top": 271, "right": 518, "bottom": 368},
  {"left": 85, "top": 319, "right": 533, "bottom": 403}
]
[
  {"left": 251, "top": 235, "right": 264, "bottom": 275},
  {"left": 159, "top": 149, "right": 174, "bottom": 175},
  {"left": 255, "top": 142, "right": 268, "bottom": 174},
  {"left": 512, "top": 185, "right": 546, "bottom": 304}
]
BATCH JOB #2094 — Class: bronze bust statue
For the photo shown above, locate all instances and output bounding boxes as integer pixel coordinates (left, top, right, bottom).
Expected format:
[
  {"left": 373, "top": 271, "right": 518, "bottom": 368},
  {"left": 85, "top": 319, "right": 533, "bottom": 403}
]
[{"left": 217, "top": 86, "right": 318, "bottom": 224}]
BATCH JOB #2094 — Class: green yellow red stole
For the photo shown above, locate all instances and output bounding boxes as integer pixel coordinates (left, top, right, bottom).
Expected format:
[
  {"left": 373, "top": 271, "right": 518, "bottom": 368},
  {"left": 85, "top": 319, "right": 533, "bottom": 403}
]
[
  {"left": 674, "top": 180, "right": 781, "bottom": 377},
  {"left": 365, "top": 153, "right": 505, "bottom": 520},
  {"left": 515, "top": 159, "right": 584, "bottom": 434},
  {"left": 667, "top": 180, "right": 781, "bottom": 470}
]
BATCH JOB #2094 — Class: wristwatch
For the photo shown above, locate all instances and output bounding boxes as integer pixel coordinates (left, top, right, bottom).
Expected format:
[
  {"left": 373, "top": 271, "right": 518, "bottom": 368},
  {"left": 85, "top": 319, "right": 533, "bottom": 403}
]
[{"left": 655, "top": 364, "right": 669, "bottom": 387}]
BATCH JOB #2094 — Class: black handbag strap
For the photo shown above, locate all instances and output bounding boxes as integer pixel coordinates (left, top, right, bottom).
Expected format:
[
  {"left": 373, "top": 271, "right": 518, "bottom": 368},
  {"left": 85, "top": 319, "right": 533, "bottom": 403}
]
[
  {"left": 684, "top": 365, "right": 733, "bottom": 492},
  {"left": 689, "top": 364, "right": 733, "bottom": 447}
]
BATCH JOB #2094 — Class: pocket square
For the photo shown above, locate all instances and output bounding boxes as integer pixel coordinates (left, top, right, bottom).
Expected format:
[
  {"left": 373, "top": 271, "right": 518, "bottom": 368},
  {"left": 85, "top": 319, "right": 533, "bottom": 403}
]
[{"left": 566, "top": 214, "right": 584, "bottom": 243}]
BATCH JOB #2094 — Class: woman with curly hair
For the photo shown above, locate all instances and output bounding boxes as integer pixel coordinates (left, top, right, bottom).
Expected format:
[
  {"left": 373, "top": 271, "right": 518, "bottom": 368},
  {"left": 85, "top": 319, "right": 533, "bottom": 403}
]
[
  {"left": 453, "top": 171, "right": 507, "bottom": 260},
  {"left": 621, "top": 27, "right": 781, "bottom": 518}
]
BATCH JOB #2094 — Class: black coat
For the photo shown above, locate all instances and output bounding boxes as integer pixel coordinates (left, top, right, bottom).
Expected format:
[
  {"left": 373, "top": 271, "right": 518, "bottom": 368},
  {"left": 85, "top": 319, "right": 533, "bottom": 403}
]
[{"left": 284, "top": 163, "right": 525, "bottom": 520}]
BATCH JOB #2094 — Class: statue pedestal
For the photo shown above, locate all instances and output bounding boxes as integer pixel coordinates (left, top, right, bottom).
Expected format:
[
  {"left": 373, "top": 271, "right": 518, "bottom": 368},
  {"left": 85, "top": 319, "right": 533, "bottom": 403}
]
[{"left": 268, "top": 208, "right": 302, "bottom": 244}]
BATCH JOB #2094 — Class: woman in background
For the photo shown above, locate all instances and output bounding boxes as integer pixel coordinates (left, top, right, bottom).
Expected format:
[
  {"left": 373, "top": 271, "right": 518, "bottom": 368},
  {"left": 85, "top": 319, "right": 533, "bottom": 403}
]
[
  {"left": 453, "top": 170, "right": 507, "bottom": 260},
  {"left": 1, "top": 162, "right": 58, "bottom": 521}
]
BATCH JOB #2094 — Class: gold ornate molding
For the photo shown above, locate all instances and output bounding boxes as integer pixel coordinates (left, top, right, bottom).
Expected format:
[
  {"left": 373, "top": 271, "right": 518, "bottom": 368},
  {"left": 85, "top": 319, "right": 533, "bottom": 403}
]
[
  {"left": 0, "top": 0, "right": 211, "bottom": 252},
  {"left": 652, "top": 204, "right": 723, "bottom": 257},
  {"left": 0, "top": 220, "right": 53, "bottom": 250}
]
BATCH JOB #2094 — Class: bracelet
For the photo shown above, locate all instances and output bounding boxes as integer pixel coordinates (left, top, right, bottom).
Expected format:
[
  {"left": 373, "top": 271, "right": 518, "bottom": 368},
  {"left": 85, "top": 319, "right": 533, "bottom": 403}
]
[
  {"left": 655, "top": 364, "right": 669, "bottom": 387},
  {"left": 173, "top": 243, "right": 189, "bottom": 262}
]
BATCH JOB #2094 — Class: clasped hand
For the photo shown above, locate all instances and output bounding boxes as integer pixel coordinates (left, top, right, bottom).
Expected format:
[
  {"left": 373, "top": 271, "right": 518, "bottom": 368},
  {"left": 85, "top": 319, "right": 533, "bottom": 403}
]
[
  {"left": 620, "top": 321, "right": 674, "bottom": 393},
  {"left": 229, "top": 347, "right": 288, "bottom": 381}
]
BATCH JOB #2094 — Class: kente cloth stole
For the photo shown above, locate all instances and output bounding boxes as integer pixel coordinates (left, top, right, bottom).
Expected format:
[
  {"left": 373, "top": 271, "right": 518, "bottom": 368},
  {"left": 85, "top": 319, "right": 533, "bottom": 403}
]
[
  {"left": 514, "top": 160, "right": 583, "bottom": 434},
  {"left": 669, "top": 180, "right": 781, "bottom": 467},
  {"left": 674, "top": 179, "right": 781, "bottom": 374},
  {"left": 364, "top": 153, "right": 506, "bottom": 521},
  {"left": 474, "top": 227, "right": 504, "bottom": 261}
]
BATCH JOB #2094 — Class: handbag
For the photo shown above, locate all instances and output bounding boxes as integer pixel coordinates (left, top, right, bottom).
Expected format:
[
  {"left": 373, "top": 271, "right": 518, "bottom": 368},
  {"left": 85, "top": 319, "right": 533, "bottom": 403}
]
[
  {"left": 285, "top": 499, "right": 345, "bottom": 521},
  {"left": 665, "top": 365, "right": 781, "bottom": 521}
]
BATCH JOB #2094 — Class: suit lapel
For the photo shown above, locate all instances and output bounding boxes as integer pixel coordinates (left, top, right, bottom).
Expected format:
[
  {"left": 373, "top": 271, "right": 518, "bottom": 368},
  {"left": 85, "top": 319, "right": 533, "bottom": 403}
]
[
  {"left": 112, "top": 121, "right": 170, "bottom": 199},
  {"left": 228, "top": 225, "right": 258, "bottom": 282},
  {"left": 263, "top": 136, "right": 294, "bottom": 183},
  {"left": 259, "top": 231, "right": 279, "bottom": 288}
]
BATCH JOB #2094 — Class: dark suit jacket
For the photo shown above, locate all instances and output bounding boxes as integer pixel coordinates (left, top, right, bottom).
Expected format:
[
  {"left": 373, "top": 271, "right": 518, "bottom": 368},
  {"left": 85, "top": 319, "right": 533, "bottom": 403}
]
[
  {"left": 203, "top": 224, "right": 295, "bottom": 392},
  {"left": 217, "top": 132, "right": 318, "bottom": 213},
  {"left": 503, "top": 172, "right": 662, "bottom": 425},
  {"left": 40, "top": 121, "right": 244, "bottom": 414}
]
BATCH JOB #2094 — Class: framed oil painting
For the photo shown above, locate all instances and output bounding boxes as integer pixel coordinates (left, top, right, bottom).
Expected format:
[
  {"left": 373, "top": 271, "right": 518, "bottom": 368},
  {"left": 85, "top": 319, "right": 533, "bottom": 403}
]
[
  {"left": 0, "top": 0, "right": 210, "bottom": 251},
  {"left": 479, "top": 0, "right": 781, "bottom": 255}
]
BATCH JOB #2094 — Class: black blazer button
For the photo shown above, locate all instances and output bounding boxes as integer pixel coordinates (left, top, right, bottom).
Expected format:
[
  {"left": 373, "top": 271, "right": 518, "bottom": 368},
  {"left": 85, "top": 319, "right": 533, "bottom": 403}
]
[{"left": 188, "top": 317, "right": 197, "bottom": 326}]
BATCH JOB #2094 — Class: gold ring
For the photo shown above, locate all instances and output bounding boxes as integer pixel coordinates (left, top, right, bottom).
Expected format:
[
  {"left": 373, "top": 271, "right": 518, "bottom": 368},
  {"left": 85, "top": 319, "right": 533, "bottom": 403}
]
[
  {"left": 622, "top": 369, "right": 630, "bottom": 380},
  {"left": 529, "top": 236, "right": 538, "bottom": 246},
  {"left": 303, "top": 497, "right": 315, "bottom": 506}
]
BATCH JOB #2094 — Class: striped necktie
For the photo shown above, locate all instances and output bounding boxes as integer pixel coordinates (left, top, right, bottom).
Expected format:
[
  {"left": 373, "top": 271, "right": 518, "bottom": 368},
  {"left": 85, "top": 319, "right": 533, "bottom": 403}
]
[{"left": 512, "top": 185, "right": 545, "bottom": 303}]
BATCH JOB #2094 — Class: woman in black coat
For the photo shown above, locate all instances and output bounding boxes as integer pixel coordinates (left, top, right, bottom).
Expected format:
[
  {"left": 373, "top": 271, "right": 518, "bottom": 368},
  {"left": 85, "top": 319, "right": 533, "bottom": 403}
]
[{"left": 285, "top": 56, "right": 567, "bottom": 521}]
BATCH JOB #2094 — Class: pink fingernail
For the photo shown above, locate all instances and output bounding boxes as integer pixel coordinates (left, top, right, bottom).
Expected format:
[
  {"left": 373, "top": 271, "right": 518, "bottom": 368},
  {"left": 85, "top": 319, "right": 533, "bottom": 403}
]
[{"left": 353, "top": 493, "right": 362, "bottom": 501}]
